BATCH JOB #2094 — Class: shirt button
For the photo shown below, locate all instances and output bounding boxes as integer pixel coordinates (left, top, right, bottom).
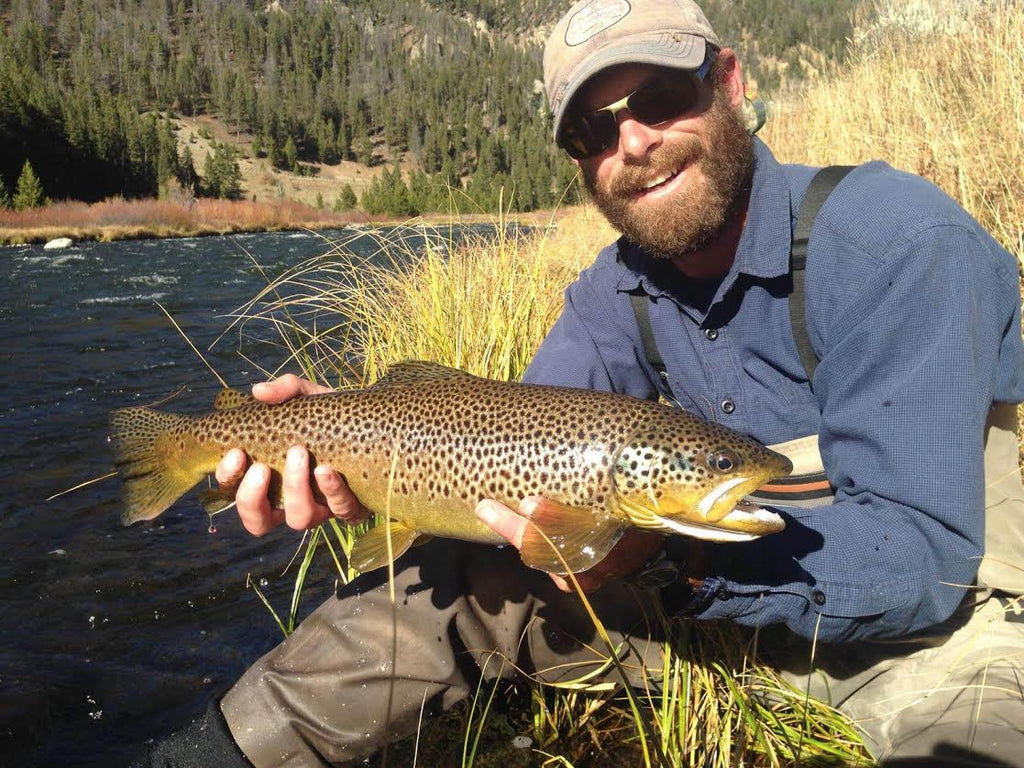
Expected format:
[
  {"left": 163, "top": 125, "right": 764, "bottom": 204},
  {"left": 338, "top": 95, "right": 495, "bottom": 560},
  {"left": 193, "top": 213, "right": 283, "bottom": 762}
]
[
  {"left": 704, "top": 328, "right": 719, "bottom": 341},
  {"left": 720, "top": 399, "right": 736, "bottom": 414},
  {"left": 812, "top": 590, "right": 826, "bottom": 606}
]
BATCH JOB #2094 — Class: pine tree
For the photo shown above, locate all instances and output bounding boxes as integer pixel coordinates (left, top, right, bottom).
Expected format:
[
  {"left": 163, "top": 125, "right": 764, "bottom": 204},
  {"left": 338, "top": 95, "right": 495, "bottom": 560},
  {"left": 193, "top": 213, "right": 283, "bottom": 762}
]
[
  {"left": 0, "top": 176, "right": 10, "bottom": 209},
  {"left": 13, "top": 160, "right": 46, "bottom": 210},
  {"left": 202, "top": 142, "right": 242, "bottom": 199},
  {"left": 282, "top": 135, "right": 299, "bottom": 171},
  {"left": 179, "top": 144, "right": 198, "bottom": 192},
  {"left": 334, "top": 184, "right": 357, "bottom": 212},
  {"left": 356, "top": 130, "right": 374, "bottom": 167},
  {"left": 336, "top": 121, "right": 352, "bottom": 161}
]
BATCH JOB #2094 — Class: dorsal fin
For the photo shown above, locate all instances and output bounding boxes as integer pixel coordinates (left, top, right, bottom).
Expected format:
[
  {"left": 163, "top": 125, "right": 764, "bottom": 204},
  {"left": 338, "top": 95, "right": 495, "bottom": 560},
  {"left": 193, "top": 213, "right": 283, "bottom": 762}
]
[
  {"left": 373, "top": 360, "right": 474, "bottom": 387},
  {"left": 213, "top": 388, "right": 257, "bottom": 410}
]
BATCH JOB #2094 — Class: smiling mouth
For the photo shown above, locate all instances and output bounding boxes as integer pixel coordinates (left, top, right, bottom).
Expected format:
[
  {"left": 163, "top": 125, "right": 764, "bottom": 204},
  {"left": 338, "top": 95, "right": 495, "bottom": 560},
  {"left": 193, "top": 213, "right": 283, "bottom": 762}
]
[{"left": 637, "top": 165, "right": 684, "bottom": 194}]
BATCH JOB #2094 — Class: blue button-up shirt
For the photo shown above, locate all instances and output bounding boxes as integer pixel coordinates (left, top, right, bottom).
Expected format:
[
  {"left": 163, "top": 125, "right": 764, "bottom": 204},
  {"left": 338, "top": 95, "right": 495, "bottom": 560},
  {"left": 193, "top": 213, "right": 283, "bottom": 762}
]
[{"left": 523, "top": 139, "right": 1024, "bottom": 643}]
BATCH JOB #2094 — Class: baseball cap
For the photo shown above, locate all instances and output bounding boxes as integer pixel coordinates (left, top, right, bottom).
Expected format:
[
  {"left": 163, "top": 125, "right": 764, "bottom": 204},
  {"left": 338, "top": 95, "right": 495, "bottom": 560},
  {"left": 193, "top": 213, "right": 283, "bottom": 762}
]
[{"left": 544, "top": 0, "right": 721, "bottom": 141}]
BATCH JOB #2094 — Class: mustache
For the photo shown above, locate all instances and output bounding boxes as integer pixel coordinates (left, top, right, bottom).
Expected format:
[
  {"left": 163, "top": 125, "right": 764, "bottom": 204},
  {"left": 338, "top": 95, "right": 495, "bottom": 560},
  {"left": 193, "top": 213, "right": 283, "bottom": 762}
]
[{"left": 608, "top": 138, "right": 703, "bottom": 197}]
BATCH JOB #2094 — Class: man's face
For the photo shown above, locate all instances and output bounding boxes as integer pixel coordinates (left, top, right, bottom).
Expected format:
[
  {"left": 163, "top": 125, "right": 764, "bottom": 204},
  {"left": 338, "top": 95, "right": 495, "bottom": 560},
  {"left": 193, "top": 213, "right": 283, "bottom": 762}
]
[{"left": 573, "top": 57, "right": 754, "bottom": 260}]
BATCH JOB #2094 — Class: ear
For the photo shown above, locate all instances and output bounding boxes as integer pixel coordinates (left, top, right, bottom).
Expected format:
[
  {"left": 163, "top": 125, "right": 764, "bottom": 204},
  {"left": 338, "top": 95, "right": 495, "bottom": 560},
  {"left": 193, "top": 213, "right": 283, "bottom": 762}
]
[{"left": 714, "top": 48, "right": 746, "bottom": 110}]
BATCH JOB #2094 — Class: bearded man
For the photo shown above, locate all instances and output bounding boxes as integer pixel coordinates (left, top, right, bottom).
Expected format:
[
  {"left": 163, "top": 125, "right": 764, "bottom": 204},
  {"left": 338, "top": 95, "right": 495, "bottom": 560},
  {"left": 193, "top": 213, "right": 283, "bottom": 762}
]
[{"left": 140, "top": 1, "right": 1024, "bottom": 766}]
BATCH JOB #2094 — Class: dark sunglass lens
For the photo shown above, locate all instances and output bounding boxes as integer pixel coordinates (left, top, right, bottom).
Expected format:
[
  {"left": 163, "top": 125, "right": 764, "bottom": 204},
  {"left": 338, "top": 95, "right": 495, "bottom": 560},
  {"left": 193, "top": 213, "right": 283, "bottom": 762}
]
[
  {"left": 630, "top": 77, "right": 699, "bottom": 125},
  {"left": 561, "top": 110, "right": 618, "bottom": 159}
]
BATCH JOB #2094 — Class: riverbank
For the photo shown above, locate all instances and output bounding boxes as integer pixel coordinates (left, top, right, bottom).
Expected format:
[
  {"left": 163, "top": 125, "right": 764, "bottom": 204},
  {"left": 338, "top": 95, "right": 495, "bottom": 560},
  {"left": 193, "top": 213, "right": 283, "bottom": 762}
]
[{"left": 0, "top": 195, "right": 565, "bottom": 245}]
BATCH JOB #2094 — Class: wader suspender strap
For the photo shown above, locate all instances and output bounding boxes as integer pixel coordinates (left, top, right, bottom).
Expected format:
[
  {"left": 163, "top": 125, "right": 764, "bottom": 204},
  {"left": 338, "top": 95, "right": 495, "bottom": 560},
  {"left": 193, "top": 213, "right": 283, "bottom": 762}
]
[
  {"left": 628, "top": 165, "right": 855, "bottom": 395},
  {"left": 789, "top": 165, "right": 855, "bottom": 383},
  {"left": 629, "top": 292, "right": 668, "bottom": 386}
]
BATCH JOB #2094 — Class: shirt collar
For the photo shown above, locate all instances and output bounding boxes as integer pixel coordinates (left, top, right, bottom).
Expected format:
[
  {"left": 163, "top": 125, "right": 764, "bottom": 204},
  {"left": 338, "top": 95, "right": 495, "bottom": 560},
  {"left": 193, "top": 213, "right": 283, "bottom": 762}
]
[{"left": 616, "top": 138, "right": 794, "bottom": 298}]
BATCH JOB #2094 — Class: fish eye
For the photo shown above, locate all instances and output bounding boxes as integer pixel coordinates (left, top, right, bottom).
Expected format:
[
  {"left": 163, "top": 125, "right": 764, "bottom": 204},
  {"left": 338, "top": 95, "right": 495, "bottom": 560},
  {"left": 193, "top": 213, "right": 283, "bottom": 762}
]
[{"left": 708, "top": 449, "right": 740, "bottom": 474}]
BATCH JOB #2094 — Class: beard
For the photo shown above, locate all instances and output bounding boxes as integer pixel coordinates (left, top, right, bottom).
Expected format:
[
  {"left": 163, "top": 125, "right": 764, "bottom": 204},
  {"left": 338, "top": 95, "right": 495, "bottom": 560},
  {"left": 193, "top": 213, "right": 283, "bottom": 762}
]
[{"left": 582, "top": 85, "right": 754, "bottom": 259}]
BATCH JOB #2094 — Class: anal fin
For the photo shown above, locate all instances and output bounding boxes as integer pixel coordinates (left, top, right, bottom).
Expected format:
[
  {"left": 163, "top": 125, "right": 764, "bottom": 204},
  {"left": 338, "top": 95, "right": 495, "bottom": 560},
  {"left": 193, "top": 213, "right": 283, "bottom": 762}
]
[
  {"left": 518, "top": 499, "right": 625, "bottom": 575},
  {"left": 349, "top": 520, "right": 420, "bottom": 573}
]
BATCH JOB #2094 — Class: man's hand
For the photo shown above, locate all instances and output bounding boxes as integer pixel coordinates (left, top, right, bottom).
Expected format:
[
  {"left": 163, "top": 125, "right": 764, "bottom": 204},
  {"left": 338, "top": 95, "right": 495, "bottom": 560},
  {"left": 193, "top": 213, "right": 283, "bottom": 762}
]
[
  {"left": 215, "top": 374, "right": 370, "bottom": 536},
  {"left": 475, "top": 496, "right": 664, "bottom": 593}
]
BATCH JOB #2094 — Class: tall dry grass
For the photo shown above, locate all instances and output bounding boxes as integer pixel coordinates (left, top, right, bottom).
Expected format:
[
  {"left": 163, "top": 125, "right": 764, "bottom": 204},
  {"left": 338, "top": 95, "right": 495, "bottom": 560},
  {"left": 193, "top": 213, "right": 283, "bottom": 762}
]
[
  {"left": 232, "top": 207, "right": 618, "bottom": 389},
  {"left": 760, "top": 0, "right": 1024, "bottom": 258}
]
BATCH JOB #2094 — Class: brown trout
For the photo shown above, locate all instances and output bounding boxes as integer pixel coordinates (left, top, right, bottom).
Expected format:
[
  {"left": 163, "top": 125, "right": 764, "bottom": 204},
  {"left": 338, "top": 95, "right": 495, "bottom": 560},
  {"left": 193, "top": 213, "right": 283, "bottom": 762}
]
[{"left": 109, "top": 361, "right": 792, "bottom": 574}]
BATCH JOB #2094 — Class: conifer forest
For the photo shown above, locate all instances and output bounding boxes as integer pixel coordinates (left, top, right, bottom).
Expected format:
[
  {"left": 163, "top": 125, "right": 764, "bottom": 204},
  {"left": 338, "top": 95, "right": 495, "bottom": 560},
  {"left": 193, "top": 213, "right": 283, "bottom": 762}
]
[{"left": 0, "top": 0, "right": 862, "bottom": 214}]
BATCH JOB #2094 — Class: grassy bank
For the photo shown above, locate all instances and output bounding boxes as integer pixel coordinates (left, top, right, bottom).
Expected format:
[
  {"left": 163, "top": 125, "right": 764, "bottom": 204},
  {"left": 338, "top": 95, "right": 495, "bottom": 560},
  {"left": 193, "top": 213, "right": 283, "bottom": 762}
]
[
  {"left": 0, "top": 194, "right": 568, "bottom": 246},
  {"left": 0, "top": 196, "right": 370, "bottom": 245}
]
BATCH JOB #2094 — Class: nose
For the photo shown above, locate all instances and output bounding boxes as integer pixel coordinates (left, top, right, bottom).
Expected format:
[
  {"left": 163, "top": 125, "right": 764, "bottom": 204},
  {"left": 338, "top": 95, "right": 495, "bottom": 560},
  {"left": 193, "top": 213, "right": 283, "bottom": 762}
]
[{"left": 616, "top": 113, "right": 662, "bottom": 161}]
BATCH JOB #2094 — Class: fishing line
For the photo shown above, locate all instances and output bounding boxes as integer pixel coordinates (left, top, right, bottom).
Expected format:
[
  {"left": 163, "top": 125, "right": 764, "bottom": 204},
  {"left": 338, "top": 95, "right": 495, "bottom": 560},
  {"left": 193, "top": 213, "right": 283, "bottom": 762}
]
[{"left": 155, "top": 299, "right": 230, "bottom": 389}]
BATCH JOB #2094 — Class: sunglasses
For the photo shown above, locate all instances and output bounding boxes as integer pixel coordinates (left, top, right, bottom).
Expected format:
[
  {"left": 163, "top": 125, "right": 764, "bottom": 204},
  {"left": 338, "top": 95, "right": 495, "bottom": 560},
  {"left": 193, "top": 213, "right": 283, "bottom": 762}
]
[{"left": 557, "top": 53, "right": 717, "bottom": 160}]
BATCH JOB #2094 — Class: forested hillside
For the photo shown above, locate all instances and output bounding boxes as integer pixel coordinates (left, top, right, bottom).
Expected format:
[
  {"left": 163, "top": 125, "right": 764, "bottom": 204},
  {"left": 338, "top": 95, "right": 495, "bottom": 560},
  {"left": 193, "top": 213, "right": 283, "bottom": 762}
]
[{"left": 0, "top": 0, "right": 866, "bottom": 213}]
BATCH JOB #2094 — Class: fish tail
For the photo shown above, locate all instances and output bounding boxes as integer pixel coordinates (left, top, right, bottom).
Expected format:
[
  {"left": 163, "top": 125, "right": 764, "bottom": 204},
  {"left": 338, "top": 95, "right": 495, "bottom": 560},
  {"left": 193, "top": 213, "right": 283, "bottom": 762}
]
[{"left": 109, "top": 407, "right": 215, "bottom": 525}]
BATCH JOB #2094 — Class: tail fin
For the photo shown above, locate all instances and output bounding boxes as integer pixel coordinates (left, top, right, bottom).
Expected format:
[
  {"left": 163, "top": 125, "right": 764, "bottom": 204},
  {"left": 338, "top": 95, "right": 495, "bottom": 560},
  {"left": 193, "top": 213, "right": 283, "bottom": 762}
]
[{"left": 109, "top": 407, "right": 207, "bottom": 525}]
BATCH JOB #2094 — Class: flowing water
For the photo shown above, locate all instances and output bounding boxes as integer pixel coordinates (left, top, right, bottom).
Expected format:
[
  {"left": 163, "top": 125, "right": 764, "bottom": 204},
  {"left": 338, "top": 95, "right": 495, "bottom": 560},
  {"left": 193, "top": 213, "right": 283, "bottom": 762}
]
[{"left": 0, "top": 226, "right": 475, "bottom": 766}]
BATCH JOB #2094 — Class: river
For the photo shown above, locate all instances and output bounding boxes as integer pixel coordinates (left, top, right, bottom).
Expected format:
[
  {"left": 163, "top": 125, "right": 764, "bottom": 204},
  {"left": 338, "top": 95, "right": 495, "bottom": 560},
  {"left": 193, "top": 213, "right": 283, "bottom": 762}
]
[{"left": 0, "top": 227, "right": 472, "bottom": 767}]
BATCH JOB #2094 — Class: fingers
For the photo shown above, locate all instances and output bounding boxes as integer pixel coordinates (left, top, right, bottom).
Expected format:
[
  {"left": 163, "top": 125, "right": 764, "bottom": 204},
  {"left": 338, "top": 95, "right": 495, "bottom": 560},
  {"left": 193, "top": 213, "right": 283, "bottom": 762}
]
[
  {"left": 281, "top": 447, "right": 331, "bottom": 530},
  {"left": 251, "top": 373, "right": 333, "bottom": 404},
  {"left": 475, "top": 498, "right": 527, "bottom": 549},
  {"left": 475, "top": 497, "right": 581, "bottom": 593},
  {"left": 235, "top": 461, "right": 285, "bottom": 536},
  {"left": 228, "top": 373, "right": 339, "bottom": 536},
  {"left": 280, "top": 447, "right": 370, "bottom": 530},
  {"left": 216, "top": 448, "right": 249, "bottom": 486},
  {"left": 475, "top": 497, "right": 664, "bottom": 595},
  {"left": 219, "top": 448, "right": 285, "bottom": 537},
  {"left": 313, "top": 464, "right": 371, "bottom": 524}
]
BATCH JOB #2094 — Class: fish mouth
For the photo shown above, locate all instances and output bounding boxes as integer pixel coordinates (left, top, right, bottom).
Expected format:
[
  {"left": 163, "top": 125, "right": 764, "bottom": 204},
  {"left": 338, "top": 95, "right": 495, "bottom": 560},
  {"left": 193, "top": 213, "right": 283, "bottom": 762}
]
[
  {"left": 616, "top": 481, "right": 786, "bottom": 542},
  {"left": 651, "top": 502, "right": 785, "bottom": 542},
  {"left": 698, "top": 471, "right": 787, "bottom": 525},
  {"left": 656, "top": 468, "right": 789, "bottom": 540}
]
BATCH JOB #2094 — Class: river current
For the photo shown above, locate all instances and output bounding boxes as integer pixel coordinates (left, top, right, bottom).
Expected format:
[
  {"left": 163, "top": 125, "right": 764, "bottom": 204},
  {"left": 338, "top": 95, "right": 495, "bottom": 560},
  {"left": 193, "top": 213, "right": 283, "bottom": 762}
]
[{"left": 0, "top": 227, "right": 469, "bottom": 766}]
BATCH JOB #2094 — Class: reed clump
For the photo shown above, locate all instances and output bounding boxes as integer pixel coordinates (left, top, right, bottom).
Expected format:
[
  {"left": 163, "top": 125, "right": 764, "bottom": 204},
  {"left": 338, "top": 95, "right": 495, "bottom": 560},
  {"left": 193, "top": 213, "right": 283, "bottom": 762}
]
[{"left": 232, "top": 207, "right": 617, "bottom": 389}]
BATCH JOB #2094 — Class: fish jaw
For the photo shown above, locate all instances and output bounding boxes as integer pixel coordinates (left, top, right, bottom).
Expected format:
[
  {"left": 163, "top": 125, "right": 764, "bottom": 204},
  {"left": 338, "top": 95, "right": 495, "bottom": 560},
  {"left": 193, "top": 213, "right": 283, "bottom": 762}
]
[
  {"left": 695, "top": 470, "right": 787, "bottom": 528},
  {"left": 616, "top": 473, "right": 786, "bottom": 540}
]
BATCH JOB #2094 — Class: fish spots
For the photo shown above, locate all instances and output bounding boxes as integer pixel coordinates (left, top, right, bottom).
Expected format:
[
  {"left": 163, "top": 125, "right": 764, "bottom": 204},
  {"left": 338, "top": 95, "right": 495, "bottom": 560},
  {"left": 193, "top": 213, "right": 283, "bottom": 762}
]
[{"left": 145, "top": 370, "right": 785, "bottom": 542}]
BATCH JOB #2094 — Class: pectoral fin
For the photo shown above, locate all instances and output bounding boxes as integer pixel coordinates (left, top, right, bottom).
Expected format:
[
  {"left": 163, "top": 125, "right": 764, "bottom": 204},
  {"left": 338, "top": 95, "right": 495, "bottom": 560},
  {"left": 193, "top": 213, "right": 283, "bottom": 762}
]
[
  {"left": 518, "top": 499, "right": 625, "bottom": 575},
  {"left": 349, "top": 520, "right": 421, "bottom": 573}
]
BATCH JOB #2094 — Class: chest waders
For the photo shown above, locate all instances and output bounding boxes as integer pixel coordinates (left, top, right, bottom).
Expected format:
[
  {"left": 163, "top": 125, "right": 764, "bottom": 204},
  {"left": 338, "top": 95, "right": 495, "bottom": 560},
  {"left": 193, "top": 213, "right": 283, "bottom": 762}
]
[{"left": 629, "top": 165, "right": 1024, "bottom": 762}]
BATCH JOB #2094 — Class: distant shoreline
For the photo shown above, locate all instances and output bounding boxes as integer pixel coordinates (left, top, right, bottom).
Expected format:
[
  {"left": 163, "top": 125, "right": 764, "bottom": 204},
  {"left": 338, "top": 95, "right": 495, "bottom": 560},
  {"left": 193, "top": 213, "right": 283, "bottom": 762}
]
[{"left": 0, "top": 197, "right": 563, "bottom": 246}]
